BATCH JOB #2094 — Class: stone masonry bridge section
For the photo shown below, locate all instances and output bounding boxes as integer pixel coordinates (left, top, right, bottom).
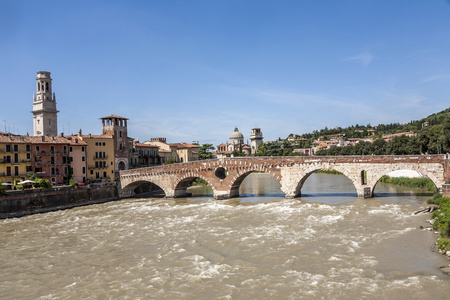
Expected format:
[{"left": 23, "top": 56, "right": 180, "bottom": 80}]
[{"left": 119, "top": 155, "right": 450, "bottom": 200}]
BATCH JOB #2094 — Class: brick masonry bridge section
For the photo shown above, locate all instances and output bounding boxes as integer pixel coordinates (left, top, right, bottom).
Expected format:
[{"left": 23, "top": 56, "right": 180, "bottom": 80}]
[{"left": 119, "top": 155, "right": 450, "bottom": 200}]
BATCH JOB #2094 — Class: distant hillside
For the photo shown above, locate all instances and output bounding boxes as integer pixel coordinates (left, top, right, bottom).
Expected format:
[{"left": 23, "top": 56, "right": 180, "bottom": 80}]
[
  {"left": 256, "top": 107, "right": 450, "bottom": 156},
  {"left": 290, "top": 107, "right": 450, "bottom": 141}
]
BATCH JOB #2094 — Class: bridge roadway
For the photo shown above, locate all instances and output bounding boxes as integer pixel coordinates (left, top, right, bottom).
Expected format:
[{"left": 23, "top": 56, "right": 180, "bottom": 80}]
[{"left": 119, "top": 155, "right": 450, "bottom": 199}]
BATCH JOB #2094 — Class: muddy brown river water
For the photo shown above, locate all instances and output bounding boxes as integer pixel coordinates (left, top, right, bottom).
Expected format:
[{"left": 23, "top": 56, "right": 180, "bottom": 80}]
[{"left": 1, "top": 173, "right": 449, "bottom": 299}]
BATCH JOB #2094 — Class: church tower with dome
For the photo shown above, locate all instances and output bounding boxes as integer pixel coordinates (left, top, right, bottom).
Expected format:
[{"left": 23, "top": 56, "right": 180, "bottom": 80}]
[{"left": 216, "top": 127, "right": 253, "bottom": 158}]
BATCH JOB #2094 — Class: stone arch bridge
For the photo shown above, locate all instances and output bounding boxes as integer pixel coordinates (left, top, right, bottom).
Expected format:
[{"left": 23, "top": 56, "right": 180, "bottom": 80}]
[{"left": 119, "top": 155, "right": 450, "bottom": 199}]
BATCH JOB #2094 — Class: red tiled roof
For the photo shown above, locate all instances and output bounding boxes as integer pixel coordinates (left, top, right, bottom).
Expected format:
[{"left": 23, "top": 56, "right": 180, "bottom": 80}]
[{"left": 100, "top": 114, "right": 128, "bottom": 120}]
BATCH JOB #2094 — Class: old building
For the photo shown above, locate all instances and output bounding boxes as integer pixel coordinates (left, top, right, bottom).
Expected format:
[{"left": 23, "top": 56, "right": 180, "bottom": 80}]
[
  {"left": 65, "top": 135, "right": 88, "bottom": 183},
  {"left": 31, "top": 71, "right": 59, "bottom": 136},
  {"left": 132, "top": 142, "right": 160, "bottom": 167},
  {"left": 216, "top": 127, "right": 252, "bottom": 158},
  {"left": 28, "top": 136, "right": 70, "bottom": 185},
  {"left": 101, "top": 115, "right": 129, "bottom": 171},
  {"left": 250, "top": 127, "right": 263, "bottom": 155},
  {"left": 168, "top": 143, "right": 200, "bottom": 163},
  {"left": 0, "top": 134, "right": 32, "bottom": 185},
  {"left": 76, "top": 131, "right": 115, "bottom": 183}
]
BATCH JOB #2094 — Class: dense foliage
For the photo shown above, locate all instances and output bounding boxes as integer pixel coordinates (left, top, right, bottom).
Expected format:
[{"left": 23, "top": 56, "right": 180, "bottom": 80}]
[
  {"left": 427, "top": 193, "right": 450, "bottom": 251},
  {"left": 379, "top": 176, "right": 437, "bottom": 192},
  {"left": 257, "top": 107, "right": 450, "bottom": 157}
]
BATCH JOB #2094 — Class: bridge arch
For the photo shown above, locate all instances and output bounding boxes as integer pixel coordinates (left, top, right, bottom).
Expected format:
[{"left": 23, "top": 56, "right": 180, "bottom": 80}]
[
  {"left": 370, "top": 165, "right": 441, "bottom": 194},
  {"left": 120, "top": 180, "right": 166, "bottom": 198},
  {"left": 289, "top": 165, "right": 360, "bottom": 198},
  {"left": 227, "top": 168, "right": 282, "bottom": 198},
  {"left": 173, "top": 174, "right": 215, "bottom": 198}
]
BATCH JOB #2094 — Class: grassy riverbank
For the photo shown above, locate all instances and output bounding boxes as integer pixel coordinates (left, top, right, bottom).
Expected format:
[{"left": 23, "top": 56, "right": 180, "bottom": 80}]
[
  {"left": 427, "top": 193, "right": 450, "bottom": 252},
  {"left": 379, "top": 176, "right": 437, "bottom": 192}
]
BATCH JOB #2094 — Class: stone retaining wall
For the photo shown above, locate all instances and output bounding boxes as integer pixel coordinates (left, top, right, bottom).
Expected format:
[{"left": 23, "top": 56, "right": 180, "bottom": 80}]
[{"left": 0, "top": 184, "right": 118, "bottom": 218}]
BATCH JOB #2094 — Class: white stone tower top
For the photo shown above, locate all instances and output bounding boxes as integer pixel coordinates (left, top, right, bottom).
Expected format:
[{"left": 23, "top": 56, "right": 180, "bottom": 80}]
[
  {"left": 250, "top": 127, "right": 263, "bottom": 155},
  {"left": 31, "top": 71, "right": 59, "bottom": 136}
]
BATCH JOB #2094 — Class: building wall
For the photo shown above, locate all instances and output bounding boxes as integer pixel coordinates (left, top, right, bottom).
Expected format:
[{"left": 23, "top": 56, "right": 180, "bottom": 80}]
[
  {"left": 81, "top": 137, "right": 115, "bottom": 182},
  {"left": 31, "top": 142, "right": 70, "bottom": 185},
  {"left": 0, "top": 140, "right": 32, "bottom": 184},
  {"left": 69, "top": 142, "right": 87, "bottom": 183}
]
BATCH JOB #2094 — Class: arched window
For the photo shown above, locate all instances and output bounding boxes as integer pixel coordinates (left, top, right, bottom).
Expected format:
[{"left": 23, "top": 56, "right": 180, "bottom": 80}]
[
  {"left": 38, "top": 82, "right": 40, "bottom": 91},
  {"left": 46, "top": 82, "right": 49, "bottom": 91}
]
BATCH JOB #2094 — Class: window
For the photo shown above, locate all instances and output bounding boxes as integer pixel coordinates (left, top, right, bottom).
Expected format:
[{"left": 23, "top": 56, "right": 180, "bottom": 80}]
[
  {"left": 82, "top": 167, "right": 85, "bottom": 174},
  {"left": 26, "top": 145, "right": 31, "bottom": 151},
  {"left": 26, "top": 166, "right": 32, "bottom": 172},
  {"left": 96, "top": 172, "right": 100, "bottom": 179},
  {"left": 64, "top": 167, "right": 68, "bottom": 175},
  {"left": 50, "top": 146, "right": 55, "bottom": 154},
  {"left": 36, "top": 146, "right": 40, "bottom": 152},
  {"left": 6, "top": 166, "right": 11, "bottom": 176},
  {"left": 6, "top": 145, "right": 11, "bottom": 152},
  {"left": 51, "top": 177, "right": 56, "bottom": 183},
  {"left": 51, "top": 167, "right": 56, "bottom": 175},
  {"left": 70, "top": 157, "right": 73, "bottom": 162},
  {"left": 69, "top": 146, "right": 73, "bottom": 152},
  {"left": 103, "top": 142, "right": 105, "bottom": 146},
  {"left": 14, "top": 166, "right": 19, "bottom": 176},
  {"left": 103, "top": 171, "right": 107, "bottom": 178},
  {"left": 82, "top": 156, "right": 85, "bottom": 162},
  {"left": 14, "top": 153, "right": 18, "bottom": 163},
  {"left": 90, "top": 170, "right": 93, "bottom": 175},
  {"left": 26, "top": 153, "right": 31, "bottom": 160},
  {"left": 13, "top": 145, "right": 18, "bottom": 152},
  {"left": 82, "top": 147, "right": 85, "bottom": 152}
]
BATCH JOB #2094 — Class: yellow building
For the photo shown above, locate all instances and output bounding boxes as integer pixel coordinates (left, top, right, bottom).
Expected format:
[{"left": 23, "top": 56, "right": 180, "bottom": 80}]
[
  {"left": 169, "top": 143, "right": 200, "bottom": 163},
  {"left": 77, "top": 132, "right": 115, "bottom": 183},
  {"left": 0, "top": 134, "right": 32, "bottom": 185}
]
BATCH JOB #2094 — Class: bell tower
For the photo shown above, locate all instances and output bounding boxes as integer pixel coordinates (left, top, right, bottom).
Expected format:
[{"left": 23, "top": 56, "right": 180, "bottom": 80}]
[
  {"left": 31, "top": 71, "right": 59, "bottom": 136},
  {"left": 250, "top": 128, "right": 263, "bottom": 155}
]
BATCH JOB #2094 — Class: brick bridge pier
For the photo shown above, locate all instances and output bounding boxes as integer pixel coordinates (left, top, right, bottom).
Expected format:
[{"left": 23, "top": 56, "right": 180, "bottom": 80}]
[{"left": 119, "top": 155, "right": 450, "bottom": 200}]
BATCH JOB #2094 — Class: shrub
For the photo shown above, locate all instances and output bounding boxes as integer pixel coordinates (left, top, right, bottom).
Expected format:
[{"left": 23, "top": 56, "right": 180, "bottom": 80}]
[{"left": 69, "top": 177, "right": 78, "bottom": 188}]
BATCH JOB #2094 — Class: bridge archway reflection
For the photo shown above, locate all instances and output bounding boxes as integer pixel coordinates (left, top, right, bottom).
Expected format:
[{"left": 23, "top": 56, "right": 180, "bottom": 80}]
[
  {"left": 121, "top": 180, "right": 165, "bottom": 198},
  {"left": 236, "top": 172, "right": 282, "bottom": 197},
  {"left": 297, "top": 170, "right": 358, "bottom": 198}
]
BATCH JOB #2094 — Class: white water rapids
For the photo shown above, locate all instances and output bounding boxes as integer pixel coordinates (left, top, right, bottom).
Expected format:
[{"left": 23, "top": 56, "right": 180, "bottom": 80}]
[{"left": 0, "top": 173, "right": 449, "bottom": 299}]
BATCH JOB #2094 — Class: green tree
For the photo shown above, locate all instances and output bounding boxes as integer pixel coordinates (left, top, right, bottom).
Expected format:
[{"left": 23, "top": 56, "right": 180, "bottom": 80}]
[
  {"left": 198, "top": 144, "right": 215, "bottom": 160},
  {"left": 164, "top": 158, "right": 177, "bottom": 164}
]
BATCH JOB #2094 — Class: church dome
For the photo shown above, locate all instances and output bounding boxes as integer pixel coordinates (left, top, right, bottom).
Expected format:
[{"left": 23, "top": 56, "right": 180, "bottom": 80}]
[{"left": 230, "top": 127, "right": 244, "bottom": 140}]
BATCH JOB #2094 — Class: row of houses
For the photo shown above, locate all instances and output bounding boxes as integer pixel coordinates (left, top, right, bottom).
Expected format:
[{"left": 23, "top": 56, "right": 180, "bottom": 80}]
[
  {"left": 292, "top": 131, "right": 416, "bottom": 154},
  {"left": 0, "top": 115, "right": 200, "bottom": 187}
]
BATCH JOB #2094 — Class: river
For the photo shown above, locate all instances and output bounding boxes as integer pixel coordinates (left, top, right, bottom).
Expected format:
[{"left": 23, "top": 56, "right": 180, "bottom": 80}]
[{"left": 1, "top": 173, "right": 449, "bottom": 299}]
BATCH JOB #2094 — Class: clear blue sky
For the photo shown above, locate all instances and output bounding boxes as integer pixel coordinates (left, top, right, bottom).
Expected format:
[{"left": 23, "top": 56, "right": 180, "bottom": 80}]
[{"left": 1, "top": 0, "right": 450, "bottom": 145}]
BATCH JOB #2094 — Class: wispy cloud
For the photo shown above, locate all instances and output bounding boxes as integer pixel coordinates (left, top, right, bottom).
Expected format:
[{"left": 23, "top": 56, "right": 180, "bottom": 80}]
[
  {"left": 343, "top": 51, "right": 374, "bottom": 67},
  {"left": 421, "top": 74, "right": 450, "bottom": 83}
]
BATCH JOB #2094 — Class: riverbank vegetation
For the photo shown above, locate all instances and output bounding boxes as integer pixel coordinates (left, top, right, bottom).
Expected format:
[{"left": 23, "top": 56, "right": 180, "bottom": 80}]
[
  {"left": 379, "top": 176, "right": 437, "bottom": 192},
  {"left": 427, "top": 193, "right": 450, "bottom": 252},
  {"left": 314, "top": 170, "right": 343, "bottom": 175}
]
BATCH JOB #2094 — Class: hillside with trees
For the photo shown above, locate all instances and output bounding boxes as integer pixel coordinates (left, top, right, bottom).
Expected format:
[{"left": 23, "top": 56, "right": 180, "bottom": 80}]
[{"left": 256, "top": 107, "right": 450, "bottom": 156}]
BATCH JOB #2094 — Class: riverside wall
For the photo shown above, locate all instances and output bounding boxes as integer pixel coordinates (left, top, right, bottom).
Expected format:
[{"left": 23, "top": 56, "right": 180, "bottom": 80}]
[{"left": 0, "top": 183, "right": 119, "bottom": 218}]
